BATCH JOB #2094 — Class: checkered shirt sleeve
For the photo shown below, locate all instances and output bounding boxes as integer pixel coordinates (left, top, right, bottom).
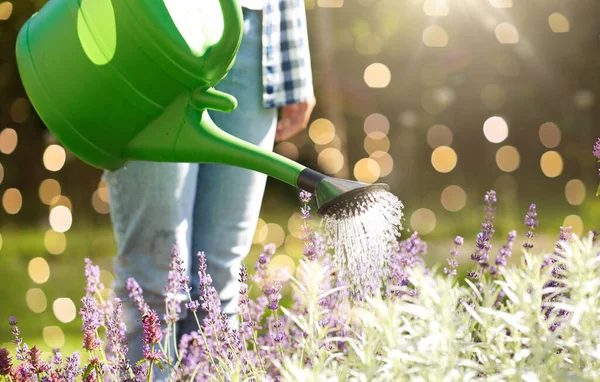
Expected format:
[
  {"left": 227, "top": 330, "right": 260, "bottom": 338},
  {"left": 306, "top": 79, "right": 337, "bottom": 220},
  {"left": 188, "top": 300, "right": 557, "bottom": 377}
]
[{"left": 261, "top": 0, "right": 314, "bottom": 108}]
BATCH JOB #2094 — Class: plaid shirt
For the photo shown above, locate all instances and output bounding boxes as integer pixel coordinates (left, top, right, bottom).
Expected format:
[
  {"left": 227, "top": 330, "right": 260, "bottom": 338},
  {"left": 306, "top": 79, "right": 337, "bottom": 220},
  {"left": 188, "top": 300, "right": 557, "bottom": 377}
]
[{"left": 260, "top": 0, "right": 314, "bottom": 108}]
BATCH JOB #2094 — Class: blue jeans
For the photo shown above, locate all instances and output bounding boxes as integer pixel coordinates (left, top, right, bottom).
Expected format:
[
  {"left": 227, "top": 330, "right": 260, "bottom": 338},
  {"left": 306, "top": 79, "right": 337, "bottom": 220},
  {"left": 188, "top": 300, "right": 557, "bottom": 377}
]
[{"left": 104, "top": 9, "right": 276, "bottom": 371}]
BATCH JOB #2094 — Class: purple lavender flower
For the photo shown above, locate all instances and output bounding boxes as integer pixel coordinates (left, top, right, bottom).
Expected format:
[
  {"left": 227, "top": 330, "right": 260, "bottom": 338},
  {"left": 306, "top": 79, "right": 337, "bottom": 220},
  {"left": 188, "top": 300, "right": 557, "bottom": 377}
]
[
  {"left": 105, "top": 298, "right": 130, "bottom": 375},
  {"left": 142, "top": 310, "right": 163, "bottom": 345},
  {"left": 9, "top": 316, "right": 19, "bottom": 337},
  {"left": 84, "top": 258, "right": 104, "bottom": 296},
  {"left": 300, "top": 206, "right": 311, "bottom": 220},
  {"left": 82, "top": 329, "right": 101, "bottom": 351},
  {"left": 388, "top": 232, "right": 426, "bottom": 296},
  {"left": 79, "top": 296, "right": 104, "bottom": 331},
  {"left": 254, "top": 245, "right": 275, "bottom": 281},
  {"left": 299, "top": 190, "right": 312, "bottom": 203},
  {"left": 0, "top": 348, "right": 12, "bottom": 376},
  {"left": 490, "top": 230, "right": 516, "bottom": 277},
  {"left": 126, "top": 278, "right": 149, "bottom": 316},
  {"left": 444, "top": 236, "right": 464, "bottom": 276},
  {"left": 51, "top": 348, "right": 62, "bottom": 368},
  {"left": 142, "top": 345, "right": 163, "bottom": 361},
  {"left": 9, "top": 317, "right": 27, "bottom": 362},
  {"left": 164, "top": 245, "right": 186, "bottom": 324},
  {"left": 263, "top": 273, "right": 283, "bottom": 311},
  {"left": 64, "top": 352, "right": 81, "bottom": 382},
  {"left": 523, "top": 204, "right": 538, "bottom": 250},
  {"left": 29, "top": 345, "right": 49, "bottom": 375},
  {"left": 593, "top": 137, "right": 600, "bottom": 159},
  {"left": 468, "top": 191, "right": 498, "bottom": 279},
  {"left": 303, "top": 232, "right": 324, "bottom": 262},
  {"left": 186, "top": 300, "right": 200, "bottom": 312}
]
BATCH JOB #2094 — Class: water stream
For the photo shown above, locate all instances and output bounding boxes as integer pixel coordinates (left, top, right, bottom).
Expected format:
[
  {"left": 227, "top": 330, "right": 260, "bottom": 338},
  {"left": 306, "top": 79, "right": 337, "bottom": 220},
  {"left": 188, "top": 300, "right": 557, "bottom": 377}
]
[{"left": 321, "top": 188, "right": 404, "bottom": 298}]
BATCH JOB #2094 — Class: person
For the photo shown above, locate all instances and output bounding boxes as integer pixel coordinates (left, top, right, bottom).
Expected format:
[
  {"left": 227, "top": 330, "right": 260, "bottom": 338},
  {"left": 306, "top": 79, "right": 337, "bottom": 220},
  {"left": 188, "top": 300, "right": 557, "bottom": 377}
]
[{"left": 103, "top": 0, "right": 316, "bottom": 371}]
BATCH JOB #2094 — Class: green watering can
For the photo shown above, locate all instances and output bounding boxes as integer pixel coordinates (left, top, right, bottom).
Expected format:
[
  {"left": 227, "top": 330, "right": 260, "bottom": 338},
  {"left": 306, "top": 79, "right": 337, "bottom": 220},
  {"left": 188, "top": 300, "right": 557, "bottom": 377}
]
[{"left": 16, "top": 0, "right": 388, "bottom": 215}]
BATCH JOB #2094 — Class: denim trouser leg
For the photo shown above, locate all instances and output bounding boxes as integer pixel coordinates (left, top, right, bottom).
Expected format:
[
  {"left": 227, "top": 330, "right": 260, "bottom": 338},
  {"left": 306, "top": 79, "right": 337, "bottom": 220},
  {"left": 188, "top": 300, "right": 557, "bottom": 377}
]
[{"left": 103, "top": 9, "right": 275, "bottom": 378}]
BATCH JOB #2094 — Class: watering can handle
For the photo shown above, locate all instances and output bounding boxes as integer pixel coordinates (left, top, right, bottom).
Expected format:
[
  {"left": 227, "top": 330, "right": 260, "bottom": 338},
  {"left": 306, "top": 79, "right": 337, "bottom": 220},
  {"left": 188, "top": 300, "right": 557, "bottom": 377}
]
[{"left": 205, "top": 0, "right": 243, "bottom": 75}]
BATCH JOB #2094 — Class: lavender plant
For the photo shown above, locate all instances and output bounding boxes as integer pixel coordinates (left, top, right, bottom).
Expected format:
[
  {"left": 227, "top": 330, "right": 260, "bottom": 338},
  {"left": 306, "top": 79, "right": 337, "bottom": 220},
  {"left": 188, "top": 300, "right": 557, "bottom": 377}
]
[
  {"left": 595, "top": 137, "right": 600, "bottom": 196},
  {"left": 1, "top": 190, "right": 600, "bottom": 381}
]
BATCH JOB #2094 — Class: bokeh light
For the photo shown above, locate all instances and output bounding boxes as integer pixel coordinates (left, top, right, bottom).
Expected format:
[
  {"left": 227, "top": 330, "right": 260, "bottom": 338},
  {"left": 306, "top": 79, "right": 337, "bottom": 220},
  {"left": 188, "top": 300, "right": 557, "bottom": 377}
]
[
  {"left": 423, "top": 0, "right": 449, "bottom": 16},
  {"left": 285, "top": 235, "right": 304, "bottom": 258},
  {"left": 97, "top": 180, "right": 109, "bottom": 202},
  {"left": 495, "top": 22, "right": 519, "bottom": 44},
  {"left": 26, "top": 288, "right": 47, "bottom": 313},
  {"left": 263, "top": 223, "right": 285, "bottom": 248},
  {"left": 441, "top": 185, "right": 467, "bottom": 212},
  {"left": 548, "top": 13, "right": 569, "bottom": 33},
  {"left": 483, "top": 116, "right": 509, "bottom": 143},
  {"left": 0, "top": 1, "right": 13, "bottom": 20},
  {"left": 28, "top": 257, "right": 50, "bottom": 284},
  {"left": 540, "top": 151, "right": 564, "bottom": 178},
  {"left": 427, "top": 124, "right": 453, "bottom": 149},
  {"left": 49, "top": 205, "right": 73, "bottom": 233},
  {"left": 53, "top": 298, "right": 77, "bottom": 323},
  {"left": 410, "top": 208, "right": 437, "bottom": 234},
  {"left": 364, "top": 113, "right": 390, "bottom": 135},
  {"left": 318, "top": 148, "right": 345, "bottom": 174},
  {"left": 364, "top": 63, "right": 391, "bottom": 88},
  {"left": 51, "top": 195, "right": 72, "bottom": 210},
  {"left": 287, "top": 213, "right": 304, "bottom": 239},
  {"left": 10, "top": 98, "right": 31, "bottom": 123},
  {"left": 565, "top": 179, "right": 585, "bottom": 206},
  {"left": 43, "top": 145, "right": 67, "bottom": 172},
  {"left": 398, "top": 110, "right": 419, "bottom": 128},
  {"left": 364, "top": 132, "right": 390, "bottom": 154},
  {"left": 563, "top": 215, "right": 583, "bottom": 237},
  {"left": 39, "top": 179, "right": 61, "bottom": 205},
  {"left": 316, "top": 135, "right": 342, "bottom": 154},
  {"left": 0, "top": 163, "right": 3, "bottom": 184},
  {"left": 0, "top": 128, "right": 17, "bottom": 154},
  {"left": 354, "top": 158, "right": 380, "bottom": 183},
  {"left": 369, "top": 151, "right": 394, "bottom": 177},
  {"left": 573, "top": 89, "right": 595, "bottom": 110},
  {"left": 274, "top": 142, "right": 299, "bottom": 160},
  {"left": 422, "top": 25, "right": 448, "bottom": 47},
  {"left": 92, "top": 190, "right": 110, "bottom": 214},
  {"left": 431, "top": 146, "right": 457, "bottom": 173},
  {"left": 421, "top": 87, "right": 455, "bottom": 114},
  {"left": 43, "top": 326, "right": 65, "bottom": 349},
  {"left": 481, "top": 84, "right": 505, "bottom": 110},
  {"left": 3, "top": 188, "right": 22, "bottom": 214},
  {"left": 495, "top": 145, "right": 520, "bottom": 172},
  {"left": 253, "top": 218, "right": 267, "bottom": 244},
  {"left": 309, "top": 118, "right": 335, "bottom": 145},
  {"left": 268, "top": 255, "right": 296, "bottom": 281},
  {"left": 44, "top": 230, "right": 67, "bottom": 255},
  {"left": 489, "top": 0, "right": 512, "bottom": 8},
  {"left": 539, "top": 122, "right": 561, "bottom": 148},
  {"left": 317, "top": 0, "right": 343, "bottom": 7}
]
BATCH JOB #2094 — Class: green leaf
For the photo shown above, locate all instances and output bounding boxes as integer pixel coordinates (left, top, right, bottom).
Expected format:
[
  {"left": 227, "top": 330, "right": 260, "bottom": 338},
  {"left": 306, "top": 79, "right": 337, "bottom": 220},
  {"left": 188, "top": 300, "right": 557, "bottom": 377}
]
[
  {"left": 155, "top": 360, "right": 164, "bottom": 372},
  {"left": 82, "top": 363, "right": 94, "bottom": 380},
  {"left": 596, "top": 183, "right": 600, "bottom": 197},
  {"left": 135, "top": 358, "right": 148, "bottom": 368}
]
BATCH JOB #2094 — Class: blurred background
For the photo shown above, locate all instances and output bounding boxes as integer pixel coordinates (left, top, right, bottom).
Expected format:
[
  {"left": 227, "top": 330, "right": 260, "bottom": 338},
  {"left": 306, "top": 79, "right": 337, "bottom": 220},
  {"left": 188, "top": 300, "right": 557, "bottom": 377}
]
[{"left": 1, "top": 0, "right": 599, "bottom": 355}]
